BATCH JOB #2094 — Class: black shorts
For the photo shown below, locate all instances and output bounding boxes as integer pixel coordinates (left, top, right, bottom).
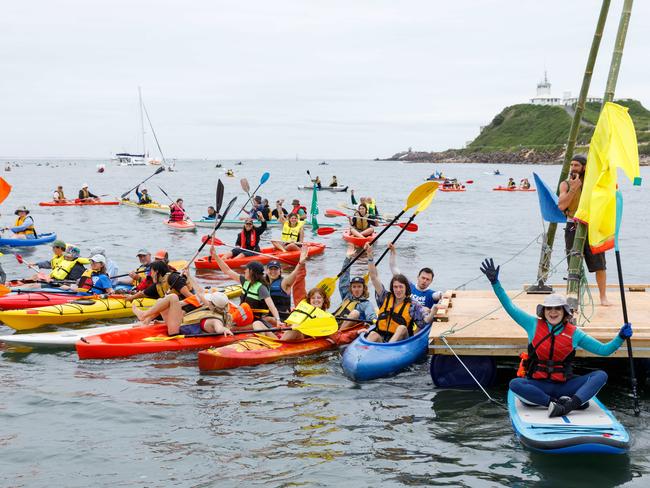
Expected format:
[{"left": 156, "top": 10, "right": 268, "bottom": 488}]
[
  {"left": 565, "top": 222, "right": 606, "bottom": 273},
  {"left": 231, "top": 248, "right": 257, "bottom": 258}
]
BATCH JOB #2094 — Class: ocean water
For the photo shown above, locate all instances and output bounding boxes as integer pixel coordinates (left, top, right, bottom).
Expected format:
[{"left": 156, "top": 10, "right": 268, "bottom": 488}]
[{"left": 0, "top": 160, "right": 648, "bottom": 487}]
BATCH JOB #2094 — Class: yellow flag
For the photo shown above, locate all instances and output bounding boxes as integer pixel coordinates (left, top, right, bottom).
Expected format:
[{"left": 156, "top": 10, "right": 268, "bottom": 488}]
[{"left": 574, "top": 102, "right": 642, "bottom": 253}]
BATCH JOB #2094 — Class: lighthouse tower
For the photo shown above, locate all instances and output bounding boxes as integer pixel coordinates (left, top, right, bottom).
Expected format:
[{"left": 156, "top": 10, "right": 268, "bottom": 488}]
[{"left": 530, "top": 71, "right": 561, "bottom": 105}]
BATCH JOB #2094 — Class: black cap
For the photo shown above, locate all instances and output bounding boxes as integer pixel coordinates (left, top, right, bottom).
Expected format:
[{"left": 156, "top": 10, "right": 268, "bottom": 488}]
[
  {"left": 350, "top": 276, "right": 365, "bottom": 284},
  {"left": 572, "top": 154, "right": 587, "bottom": 165},
  {"left": 246, "top": 261, "right": 264, "bottom": 274},
  {"left": 266, "top": 260, "right": 281, "bottom": 269}
]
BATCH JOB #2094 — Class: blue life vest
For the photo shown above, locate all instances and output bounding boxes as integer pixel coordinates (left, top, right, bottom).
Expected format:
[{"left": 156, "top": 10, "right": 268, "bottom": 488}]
[{"left": 269, "top": 277, "right": 291, "bottom": 314}]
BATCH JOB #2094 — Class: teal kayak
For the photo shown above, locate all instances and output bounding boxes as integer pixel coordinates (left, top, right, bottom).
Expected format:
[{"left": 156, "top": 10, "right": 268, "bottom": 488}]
[{"left": 0, "top": 232, "right": 57, "bottom": 248}]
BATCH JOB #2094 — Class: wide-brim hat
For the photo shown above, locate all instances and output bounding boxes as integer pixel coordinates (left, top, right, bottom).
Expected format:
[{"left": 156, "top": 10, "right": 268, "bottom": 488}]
[
  {"left": 14, "top": 206, "right": 29, "bottom": 215},
  {"left": 536, "top": 294, "right": 572, "bottom": 318}
]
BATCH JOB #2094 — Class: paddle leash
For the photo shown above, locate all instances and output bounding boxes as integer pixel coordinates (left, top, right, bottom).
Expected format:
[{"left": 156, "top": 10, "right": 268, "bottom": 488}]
[{"left": 614, "top": 191, "right": 640, "bottom": 416}]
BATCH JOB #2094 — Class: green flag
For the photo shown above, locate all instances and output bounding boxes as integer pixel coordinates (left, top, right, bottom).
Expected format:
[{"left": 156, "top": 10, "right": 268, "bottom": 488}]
[{"left": 310, "top": 184, "right": 319, "bottom": 230}]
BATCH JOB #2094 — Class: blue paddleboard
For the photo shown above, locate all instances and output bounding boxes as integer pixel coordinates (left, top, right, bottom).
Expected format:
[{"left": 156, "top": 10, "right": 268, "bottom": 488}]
[{"left": 508, "top": 390, "right": 629, "bottom": 454}]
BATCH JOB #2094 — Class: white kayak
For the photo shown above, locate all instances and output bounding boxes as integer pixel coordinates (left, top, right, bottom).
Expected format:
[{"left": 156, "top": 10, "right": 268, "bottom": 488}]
[
  {"left": 0, "top": 324, "right": 135, "bottom": 349},
  {"left": 508, "top": 390, "right": 629, "bottom": 454}
]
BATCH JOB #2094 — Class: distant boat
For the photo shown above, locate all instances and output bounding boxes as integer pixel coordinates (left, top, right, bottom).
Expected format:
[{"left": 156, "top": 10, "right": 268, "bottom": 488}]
[
  {"left": 97, "top": 164, "right": 105, "bottom": 173},
  {"left": 215, "top": 163, "right": 222, "bottom": 168},
  {"left": 319, "top": 161, "right": 328, "bottom": 166},
  {"left": 235, "top": 161, "right": 243, "bottom": 166},
  {"left": 114, "top": 87, "right": 150, "bottom": 166}
]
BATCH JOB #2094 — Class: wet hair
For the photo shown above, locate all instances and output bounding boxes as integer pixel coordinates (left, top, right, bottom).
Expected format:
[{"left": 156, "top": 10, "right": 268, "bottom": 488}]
[
  {"left": 389, "top": 274, "right": 412, "bottom": 298},
  {"left": 150, "top": 260, "right": 170, "bottom": 276},
  {"left": 307, "top": 287, "right": 330, "bottom": 311},
  {"left": 418, "top": 267, "right": 434, "bottom": 278},
  {"left": 572, "top": 154, "right": 587, "bottom": 165}
]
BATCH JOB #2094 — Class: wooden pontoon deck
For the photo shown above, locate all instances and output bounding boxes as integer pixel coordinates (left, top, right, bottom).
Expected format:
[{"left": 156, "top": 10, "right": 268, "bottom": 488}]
[{"left": 429, "top": 284, "right": 650, "bottom": 359}]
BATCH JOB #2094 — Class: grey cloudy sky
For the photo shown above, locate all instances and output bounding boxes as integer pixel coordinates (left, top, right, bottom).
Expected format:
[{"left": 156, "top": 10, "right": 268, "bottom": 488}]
[{"left": 1, "top": 0, "right": 648, "bottom": 159}]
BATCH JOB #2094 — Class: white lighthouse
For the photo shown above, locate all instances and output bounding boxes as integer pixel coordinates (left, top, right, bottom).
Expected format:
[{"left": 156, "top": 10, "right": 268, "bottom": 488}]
[{"left": 530, "top": 71, "right": 562, "bottom": 105}]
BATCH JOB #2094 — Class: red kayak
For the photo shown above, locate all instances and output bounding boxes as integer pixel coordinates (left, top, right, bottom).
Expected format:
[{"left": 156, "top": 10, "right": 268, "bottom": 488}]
[
  {"left": 164, "top": 219, "right": 196, "bottom": 232},
  {"left": 76, "top": 303, "right": 254, "bottom": 359},
  {"left": 493, "top": 186, "right": 536, "bottom": 192},
  {"left": 0, "top": 291, "right": 88, "bottom": 310},
  {"left": 39, "top": 199, "right": 119, "bottom": 206},
  {"left": 439, "top": 186, "right": 466, "bottom": 192},
  {"left": 342, "top": 230, "right": 377, "bottom": 247},
  {"left": 198, "top": 325, "right": 364, "bottom": 371},
  {"left": 195, "top": 242, "right": 325, "bottom": 269}
]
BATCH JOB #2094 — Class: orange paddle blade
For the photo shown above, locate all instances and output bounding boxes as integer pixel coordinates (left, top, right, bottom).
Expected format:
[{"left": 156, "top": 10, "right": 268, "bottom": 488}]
[
  {"left": 0, "top": 177, "right": 11, "bottom": 204},
  {"left": 316, "top": 227, "right": 337, "bottom": 236}
]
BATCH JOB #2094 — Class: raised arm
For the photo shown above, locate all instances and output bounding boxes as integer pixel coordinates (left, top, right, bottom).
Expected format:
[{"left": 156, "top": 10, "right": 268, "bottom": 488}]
[
  {"left": 281, "top": 245, "right": 308, "bottom": 293},
  {"left": 211, "top": 252, "right": 241, "bottom": 282},
  {"left": 365, "top": 243, "right": 385, "bottom": 297},
  {"left": 388, "top": 243, "right": 400, "bottom": 275},
  {"left": 574, "top": 327, "right": 627, "bottom": 356}
]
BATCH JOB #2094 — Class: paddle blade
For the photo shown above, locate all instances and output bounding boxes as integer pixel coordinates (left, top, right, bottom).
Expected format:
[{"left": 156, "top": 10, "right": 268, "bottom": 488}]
[
  {"left": 325, "top": 209, "right": 346, "bottom": 218},
  {"left": 201, "top": 235, "right": 224, "bottom": 246},
  {"left": 294, "top": 316, "right": 338, "bottom": 337},
  {"left": 465, "top": 180, "right": 474, "bottom": 184},
  {"left": 397, "top": 222, "right": 418, "bottom": 232},
  {"left": 216, "top": 180, "right": 225, "bottom": 214},
  {"left": 0, "top": 284, "right": 11, "bottom": 296},
  {"left": 415, "top": 191, "right": 436, "bottom": 213},
  {"left": 316, "top": 227, "right": 336, "bottom": 236},
  {"left": 316, "top": 276, "right": 338, "bottom": 298},
  {"left": 260, "top": 172, "right": 270, "bottom": 185},
  {"left": 405, "top": 181, "right": 438, "bottom": 211},
  {"left": 0, "top": 177, "right": 12, "bottom": 204},
  {"left": 240, "top": 178, "right": 250, "bottom": 194},
  {"left": 15, "top": 254, "right": 24, "bottom": 264}
]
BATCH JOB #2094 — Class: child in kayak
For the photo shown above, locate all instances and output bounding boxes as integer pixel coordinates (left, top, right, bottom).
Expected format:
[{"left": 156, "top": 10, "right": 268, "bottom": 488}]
[
  {"left": 480, "top": 258, "right": 632, "bottom": 417},
  {"left": 61, "top": 254, "right": 114, "bottom": 295},
  {"left": 348, "top": 203, "right": 376, "bottom": 239},
  {"left": 272, "top": 210, "right": 304, "bottom": 253}
]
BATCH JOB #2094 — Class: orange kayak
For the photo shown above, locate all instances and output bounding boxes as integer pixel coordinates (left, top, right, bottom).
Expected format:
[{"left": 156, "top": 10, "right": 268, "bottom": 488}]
[
  {"left": 39, "top": 199, "right": 119, "bottom": 206},
  {"left": 492, "top": 186, "right": 536, "bottom": 192},
  {"left": 439, "top": 186, "right": 466, "bottom": 192},
  {"left": 198, "top": 325, "right": 364, "bottom": 371},
  {"left": 342, "top": 230, "right": 376, "bottom": 247},
  {"left": 164, "top": 219, "right": 196, "bottom": 231},
  {"left": 194, "top": 242, "right": 325, "bottom": 269}
]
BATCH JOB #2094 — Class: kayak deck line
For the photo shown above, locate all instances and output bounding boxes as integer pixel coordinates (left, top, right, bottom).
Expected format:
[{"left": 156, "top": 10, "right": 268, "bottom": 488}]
[{"left": 429, "top": 286, "right": 650, "bottom": 358}]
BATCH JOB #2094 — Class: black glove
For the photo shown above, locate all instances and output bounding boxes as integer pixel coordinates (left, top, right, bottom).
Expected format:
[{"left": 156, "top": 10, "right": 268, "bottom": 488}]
[
  {"left": 619, "top": 322, "right": 633, "bottom": 340},
  {"left": 480, "top": 258, "right": 500, "bottom": 284}
]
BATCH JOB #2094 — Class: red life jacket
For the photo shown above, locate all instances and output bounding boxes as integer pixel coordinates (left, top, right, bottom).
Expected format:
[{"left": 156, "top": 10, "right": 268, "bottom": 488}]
[
  {"left": 292, "top": 204, "right": 307, "bottom": 215},
  {"left": 169, "top": 204, "right": 185, "bottom": 222},
  {"left": 526, "top": 318, "right": 576, "bottom": 382},
  {"left": 239, "top": 228, "right": 256, "bottom": 249}
]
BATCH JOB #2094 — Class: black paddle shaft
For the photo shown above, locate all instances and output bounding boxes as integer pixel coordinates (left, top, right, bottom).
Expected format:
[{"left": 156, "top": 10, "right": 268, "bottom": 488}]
[
  {"left": 615, "top": 249, "right": 640, "bottom": 416},
  {"left": 120, "top": 167, "right": 164, "bottom": 198},
  {"left": 375, "top": 213, "right": 417, "bottom": 266}
]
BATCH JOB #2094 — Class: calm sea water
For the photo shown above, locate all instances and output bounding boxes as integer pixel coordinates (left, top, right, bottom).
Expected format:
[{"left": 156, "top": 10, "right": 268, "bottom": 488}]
[{"left": 1, "top": 160, "right": 649, "bottom": 487}]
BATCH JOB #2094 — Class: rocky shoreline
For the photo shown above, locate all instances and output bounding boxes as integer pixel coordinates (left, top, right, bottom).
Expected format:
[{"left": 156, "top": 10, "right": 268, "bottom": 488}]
[{"left": 380, "top": 149, "right": 650, "bottom": 165}]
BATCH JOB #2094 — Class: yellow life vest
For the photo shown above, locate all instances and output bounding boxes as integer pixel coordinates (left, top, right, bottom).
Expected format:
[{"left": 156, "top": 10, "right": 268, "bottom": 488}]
[
  {"left": 366, "top": 199, "right": 377, "bottom": 216},
  {"left": 50, "top": 254, "right": 66, "bottom": 270},
  {"left": 55, "top": 189, "right": 66, "bottom": 200},
  {"left": 80, "top": 188, "right": 90, "bottom": 199},
  {"left": 285, "top": 299, "right": 331, "bottom": 325},
  {"left": 353, "top": 213, "right": 369, "bottom": 231},
  {"left": 155, "top": 272, "right": 179, "bottom": 297},
  {"left": 181, "top": 306, "right": 232, "bottom": 327},
  {"left": 281, "top": 220, "right": 305, "bottom": 243},
  {"left": 333, "top": 298, "right": 359, "bottom": 318},
  {"left": 14, "top": 216, "right": 36, "bottom": 237},
  {"left": 376, "top": 293, "right": 415, "bottom": 335},
  {"left": 51, "top": 258, "right": 81, "bottom": 280}
]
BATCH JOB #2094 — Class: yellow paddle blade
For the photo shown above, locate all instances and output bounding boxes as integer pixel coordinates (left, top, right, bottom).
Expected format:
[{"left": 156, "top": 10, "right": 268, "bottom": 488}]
[
  {"left": 0, "top": 284, "right": 11, "bottom": 296},
  {"left": 316, "top": 276, "right": 338, "bottom": 298},
  {"left": 142, "top": 334, "right": 185, "bottom": 342},
  {"left": 415, "top": 186, "right": 437, "bottom": 213},
  {"left": 404, "top": 181, "right": 438, "bottom": 211},
  {"left": 293, "top": 316, "right": 339, "bottom": 337}
]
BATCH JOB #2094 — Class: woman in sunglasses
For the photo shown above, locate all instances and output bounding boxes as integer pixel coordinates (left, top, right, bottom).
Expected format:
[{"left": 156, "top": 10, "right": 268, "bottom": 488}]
[
  {"left": 221, "top": 211, "right": 267, "bottom": 259},
  {"left": 480, "top": 258, "right": 632, "bottom": 418}
]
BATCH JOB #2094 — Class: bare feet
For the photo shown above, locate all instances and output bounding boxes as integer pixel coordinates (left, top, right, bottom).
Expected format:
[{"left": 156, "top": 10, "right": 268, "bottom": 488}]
[
  {"left": 132, "top": 303, "right": 151, "bottom": 325},
  {"left": 600, "top": 296, "right": 611, "bottom": 307}
]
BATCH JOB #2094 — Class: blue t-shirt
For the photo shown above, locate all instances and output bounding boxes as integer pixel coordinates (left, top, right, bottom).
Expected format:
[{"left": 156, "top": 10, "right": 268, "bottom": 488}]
[
  {"left": 89, "top": 274, "right": 112, "bottom": 294},
  {"left": 409, "top": 282, "right": 439, "bottom": 309}
]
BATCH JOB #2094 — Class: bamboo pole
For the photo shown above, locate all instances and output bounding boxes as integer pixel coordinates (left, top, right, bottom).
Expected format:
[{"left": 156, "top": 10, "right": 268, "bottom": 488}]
[
  {"left": 566, "top": 0, "right": 634, "bottom": 306},
  {"left": 530, "top": 0, "right": 611, "bottom": 293}
]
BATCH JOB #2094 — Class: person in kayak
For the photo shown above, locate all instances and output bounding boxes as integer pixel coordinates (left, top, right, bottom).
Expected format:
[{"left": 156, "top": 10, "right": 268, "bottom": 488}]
[
  {"left": 351, "top": 191, "right": 380, "bottom": 219},
  {"left": 260, "top": 199, "right": 273, "bottom": 221},
  {"left": 480, "top": 258, "right": 632, "bottom": 417},
  {"left": 126, "top": 260, "right": 194, "bottom": 304},
  {"left": 78, "top": 183, "right": 98, "bottom": 201},
  {"left": 289, "top": 199, "right": 307, "bottom": 220},
  {"left": 203, "top": 206, "right": 220, "bottom": 221},
  {"left": 280, "top": 286, "right": 332, "bottom": 341},
  {"left": 365, "top": 243, "right": 437, "bottom": 343},
  {"left": 117, "top": 248, "right": 152, "bottom": 288},
  {"left": 335, "top": 249, "right": 377, "bottom": 330},
  {"left": 265, "top": 246, "right": 309, "bottom": 319},
  {"left": 520, "top": 178, "right": 531, "bottom": 190},
  {"left": 3, "top": 206, "right": 36, "bottom": 239},
  {"left": 329, "top": 176, "right": 338, "bottom": 187},
  {"left": 26, "top": 239, "right": 66, "bottom": 278},
  {"left": 208, "top": 255, "right": 282, "bottom": 333},
  {"left": 61, "top": 254, "right": 114, "bottom": 295},
  {"left": 311, "top": 175, "right": 322, "bottom": 189},
  {"left": 87, "top": 246, "right": 118, "bottom": 285},
  {"left": 272, "top": 210, "right": 304, "bottom": 253},
  {"left": 388, "top": 243, "right": 442, "bottom": 313},
  {"left": 132, "top": 280, "right": 233, "bottom": 336},
  {"left": 506, "top": 178, "right": 516, "bottom": 189},
  {"left": 169, "top": 198, "right": 186, "bottom": 222},
  {"left": 221, "top": 213, "right": 267, "bottom": 259},
  {"left": 272, "top": 199, "right": 290, "bottom": 220},
  {"left": 348, "top": 203, "right": 376, "bottom": 239},
  {"left": 136, "top": 186, "right": 152, "bottom": 204},
  {"left": 53, "top": 185, "right": 66, "bottom": 202},
  {"left": 29, "top": 245, "right": 87, "bottom": 285}
]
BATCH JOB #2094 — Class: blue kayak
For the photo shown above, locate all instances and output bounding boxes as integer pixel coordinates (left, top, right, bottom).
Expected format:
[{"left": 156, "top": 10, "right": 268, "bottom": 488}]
[
  {"left": 508, "top": 390, "right": 629, "bottom": 454},
  {"left": 0, "top": 232, "right": 57, "bottom": 247},
  {"left": 341, "top": 323, "right": 432, "bottom": 381}
]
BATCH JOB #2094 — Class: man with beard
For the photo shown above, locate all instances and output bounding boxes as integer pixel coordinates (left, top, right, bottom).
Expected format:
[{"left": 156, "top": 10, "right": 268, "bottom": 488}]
[{"left": 558, "top": 154, "right": 609, "bottom": 306}]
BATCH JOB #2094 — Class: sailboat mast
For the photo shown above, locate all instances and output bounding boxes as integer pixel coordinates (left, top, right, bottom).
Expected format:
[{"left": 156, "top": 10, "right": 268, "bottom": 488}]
[{"left": 138, "top": 86, "right": 146, "bottom": 157}]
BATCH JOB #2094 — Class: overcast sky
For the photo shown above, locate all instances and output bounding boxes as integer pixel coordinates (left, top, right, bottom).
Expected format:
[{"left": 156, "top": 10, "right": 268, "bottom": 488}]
[{"left": 1, "top": 0, "right": 648, "bottom": 159}]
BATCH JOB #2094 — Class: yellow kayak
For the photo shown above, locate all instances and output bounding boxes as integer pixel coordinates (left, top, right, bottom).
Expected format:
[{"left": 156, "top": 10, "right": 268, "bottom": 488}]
[
  {"left": 0, "top": 285, "right": 242, "bottom": 330},
  {"left": 120, "top": 198, "right": 170, "bottom": 214}
]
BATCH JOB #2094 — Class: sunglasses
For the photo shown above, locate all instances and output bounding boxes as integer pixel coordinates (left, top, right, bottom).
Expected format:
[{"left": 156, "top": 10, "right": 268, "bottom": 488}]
[
  {"left": 545, "top": 306, "right": 564, "bottom": 311},
  {"left": 245, "top": 222, "right": 253, "bottom": 225}
]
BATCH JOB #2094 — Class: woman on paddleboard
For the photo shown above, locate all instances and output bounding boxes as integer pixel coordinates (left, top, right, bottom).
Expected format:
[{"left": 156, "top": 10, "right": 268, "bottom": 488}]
[{"left": 480, "top": 258, "right": 633, "bottom": 417}]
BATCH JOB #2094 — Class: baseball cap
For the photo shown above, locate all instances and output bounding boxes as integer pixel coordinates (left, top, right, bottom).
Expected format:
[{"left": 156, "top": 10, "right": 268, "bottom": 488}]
[
  {"left": 350, "top": 276, "right": 365, "bottom": 284},
  {"left": 136, "top": 248, "right": 150, "bottom": 256},
  {"left": 266, "top": 260, "right": 281, "bottom": 269},
  {"left": 90, "top": 254, "right": 106, "bottom": 264},
  {"left": 52, "top": 240, "right": 66, "bottom": 249}
]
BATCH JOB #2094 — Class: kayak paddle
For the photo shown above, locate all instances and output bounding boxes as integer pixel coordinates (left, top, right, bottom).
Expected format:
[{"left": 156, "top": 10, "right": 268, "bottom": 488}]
[
  {"left": 157, "top": 185, "right": 193, "bottom": 222},
  {"left": 142, "top": 316, "right": 339, "bottom": 341},
  {"left": 120, "top": 166, "right": 164, "bottom": 199},
  {"left": 240, "top": 178, "right": 251, "bottom": 198},
  {"left": 235, "top": 172, "right": 270, "bottom": 217},
  {"left": 316, "top": 181, "right": 439, "bottom": 297},
  {"left": 201, "top": 236, "right": 301, "bottom": 265}
]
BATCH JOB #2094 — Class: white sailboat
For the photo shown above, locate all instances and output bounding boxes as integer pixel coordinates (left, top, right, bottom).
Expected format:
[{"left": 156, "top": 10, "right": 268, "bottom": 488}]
[{"left": 114, "top": 87, "right": 149, "bottom": 166}]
